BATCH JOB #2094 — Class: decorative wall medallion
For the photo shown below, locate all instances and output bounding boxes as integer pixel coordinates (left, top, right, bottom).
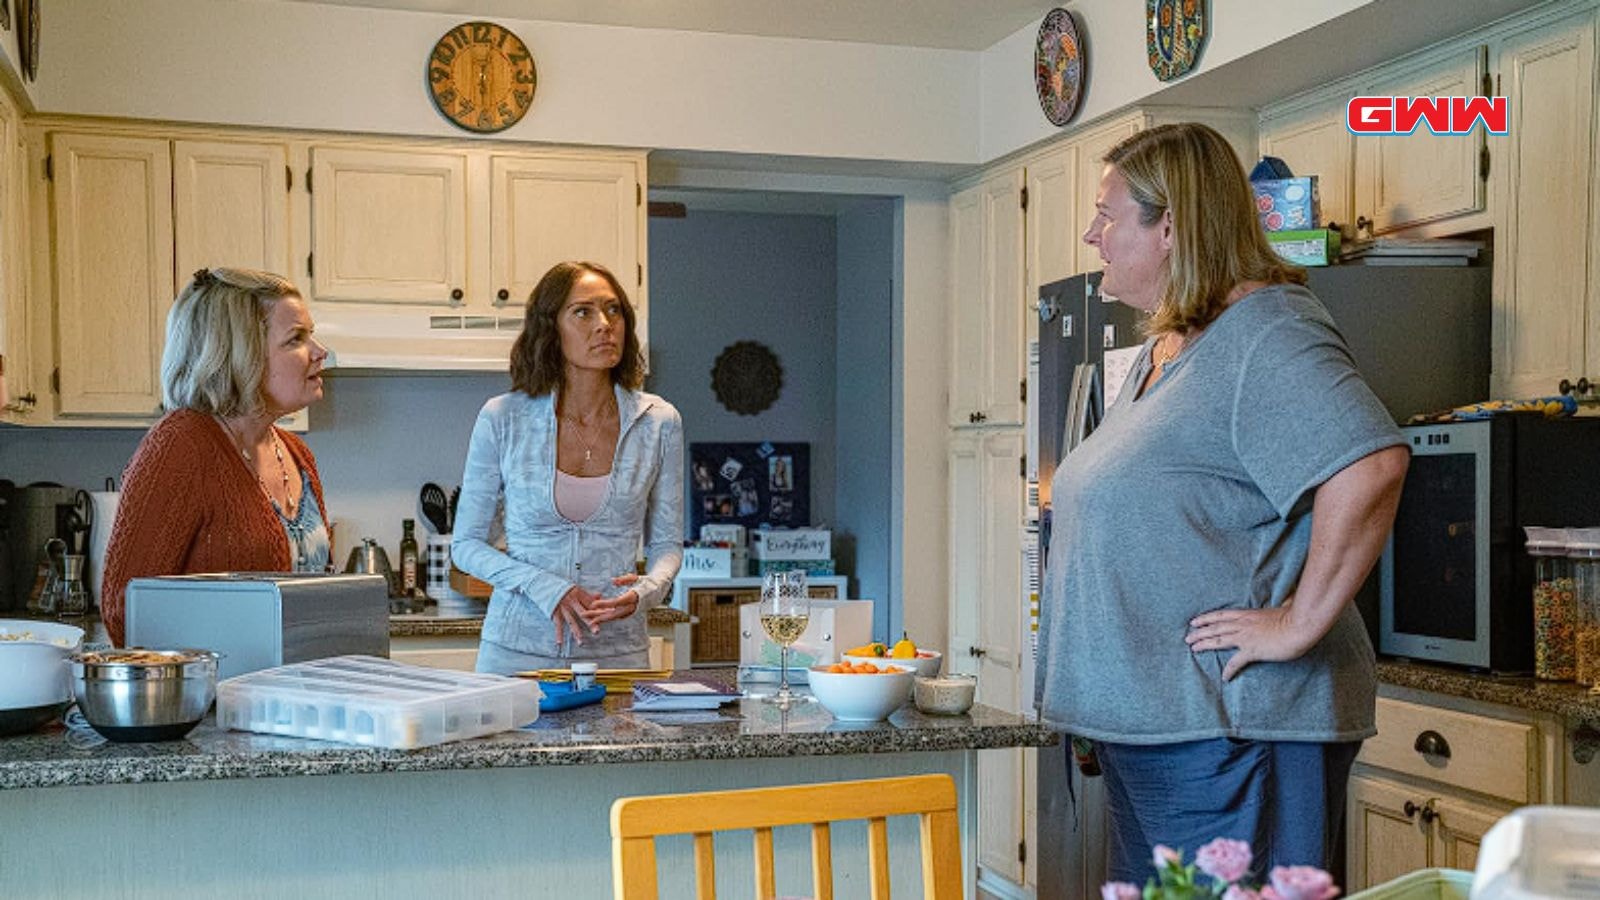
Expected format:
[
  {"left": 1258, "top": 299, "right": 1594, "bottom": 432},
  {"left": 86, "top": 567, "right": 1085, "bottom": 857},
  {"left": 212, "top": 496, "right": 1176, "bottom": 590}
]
[
  {"left": 1, "top": 0, "right": 10, "bottom": 34},
  {"left": 15, "top": 0, "right": 36, "bottom": 82},
  {"left": 1034, "top": 8, "right": 1085, "bottom": 128},
  {"left": 1146, "top": 0, "right": 1207, "bottom": 82},
  {"left": 710, "top": 341, "right": 782, "bottom": 416},
  {"left": 426, "top": 21, "right": 537, "bottom": 133}
]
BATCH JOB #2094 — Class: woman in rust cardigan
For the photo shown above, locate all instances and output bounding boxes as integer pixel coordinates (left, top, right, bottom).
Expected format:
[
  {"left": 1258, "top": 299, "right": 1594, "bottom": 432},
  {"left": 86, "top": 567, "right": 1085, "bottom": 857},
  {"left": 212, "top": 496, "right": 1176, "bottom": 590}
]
[{"left": 101, "top": 268, "right": 330, "bottom": 646}]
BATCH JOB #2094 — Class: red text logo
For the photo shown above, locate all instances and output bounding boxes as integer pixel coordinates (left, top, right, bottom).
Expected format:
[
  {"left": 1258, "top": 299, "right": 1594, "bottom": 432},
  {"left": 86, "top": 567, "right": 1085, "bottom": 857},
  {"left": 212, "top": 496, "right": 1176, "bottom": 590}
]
[{"left": 1346, "top": 96, "right": 1508, "bottom": 135}]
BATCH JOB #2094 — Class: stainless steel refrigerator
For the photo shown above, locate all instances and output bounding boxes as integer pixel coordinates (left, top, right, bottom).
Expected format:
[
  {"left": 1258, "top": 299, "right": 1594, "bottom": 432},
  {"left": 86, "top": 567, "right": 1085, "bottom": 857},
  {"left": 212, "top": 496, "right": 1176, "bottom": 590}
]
[{"left": 1030, "top": 264, "right": 1491, "bottom": 897}]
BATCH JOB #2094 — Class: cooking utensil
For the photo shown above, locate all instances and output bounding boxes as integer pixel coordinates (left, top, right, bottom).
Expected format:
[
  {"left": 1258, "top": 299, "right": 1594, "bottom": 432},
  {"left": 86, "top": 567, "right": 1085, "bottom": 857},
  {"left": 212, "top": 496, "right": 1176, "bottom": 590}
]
[
  {"left": 0, "top": 619, "right": 85, "bottom": 735},
  {"left": 448, "top": 485, "right": 460, "bottom": 533},
  {"left": 70, "top": 648, "right": 220, "bottom": 742},
  {"left": 420, "top": 483, "right": 449, "bottom": 534}
]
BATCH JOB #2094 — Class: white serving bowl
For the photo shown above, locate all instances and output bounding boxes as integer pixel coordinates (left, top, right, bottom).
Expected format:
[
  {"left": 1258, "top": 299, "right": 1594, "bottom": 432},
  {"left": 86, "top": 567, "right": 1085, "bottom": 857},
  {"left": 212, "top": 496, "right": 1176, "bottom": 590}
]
[
  {"left": 913, "top": 674, "right": 977, "bottom": 716},
  {"left": 0, "top": 619, "right": 85, "bottom": 710},
  {"left": 807, "top": 664, "right": 915, "bottom": 722},
  {"left": 842, "top": 649, "right": 942, "bottom": 679}
]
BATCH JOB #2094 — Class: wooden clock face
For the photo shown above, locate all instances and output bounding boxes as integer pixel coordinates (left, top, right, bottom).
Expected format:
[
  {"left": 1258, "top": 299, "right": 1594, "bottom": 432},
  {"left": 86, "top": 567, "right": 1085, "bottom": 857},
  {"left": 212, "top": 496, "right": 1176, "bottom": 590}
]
[{"left": 427, "top": 21, "right": 537, "bottom": 134}]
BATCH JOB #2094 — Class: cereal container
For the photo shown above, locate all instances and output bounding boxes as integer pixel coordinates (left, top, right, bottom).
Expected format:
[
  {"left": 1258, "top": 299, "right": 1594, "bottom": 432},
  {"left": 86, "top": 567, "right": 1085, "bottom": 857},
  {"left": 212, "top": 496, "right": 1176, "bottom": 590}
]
[
  {"left": 1525, "top": 527, "right": 1576, "bottom": 681},
  {"left": 1567, "top": 528, "right": 1600, "bottom": 686}
]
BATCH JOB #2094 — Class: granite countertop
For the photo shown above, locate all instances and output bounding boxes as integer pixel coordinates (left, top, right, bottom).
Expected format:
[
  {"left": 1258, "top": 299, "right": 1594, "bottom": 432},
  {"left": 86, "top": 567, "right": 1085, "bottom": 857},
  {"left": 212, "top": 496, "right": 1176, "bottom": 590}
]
[
  {"left": 391, "top": 606, "right": 688, "bottom": 638},
  {"left": 1377, "top": 658, "right": 1600, "bottom": 726},
  {"left": 0, "top": 673, "right": 1056, "bottom": 792}
]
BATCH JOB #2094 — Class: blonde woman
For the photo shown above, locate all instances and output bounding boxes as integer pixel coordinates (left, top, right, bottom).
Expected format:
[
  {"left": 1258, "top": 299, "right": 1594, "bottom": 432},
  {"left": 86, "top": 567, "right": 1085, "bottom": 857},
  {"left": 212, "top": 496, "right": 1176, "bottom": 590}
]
[
  {"left": 1035, "top": 123, "right": 1410, "bottom": 883},
  {"left": 102, "top": 268, "right": 330, "bottom": 646},
  {"left": 454, "top": 261, "right": 683, "bottom": 675}
]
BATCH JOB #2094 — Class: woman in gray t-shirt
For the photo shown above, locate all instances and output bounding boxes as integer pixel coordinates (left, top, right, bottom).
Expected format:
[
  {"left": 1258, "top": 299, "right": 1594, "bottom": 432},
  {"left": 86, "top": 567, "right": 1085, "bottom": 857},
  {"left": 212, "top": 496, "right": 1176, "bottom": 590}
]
[{"left": 1036, "top": 123, "right": 1409, "bottom": 885}]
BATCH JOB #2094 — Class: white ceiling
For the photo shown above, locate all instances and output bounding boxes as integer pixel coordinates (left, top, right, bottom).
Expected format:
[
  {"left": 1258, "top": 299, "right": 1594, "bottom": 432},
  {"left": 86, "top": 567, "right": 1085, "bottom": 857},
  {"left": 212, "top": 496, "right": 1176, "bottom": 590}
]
[{"left": 281, "top": 0, "right": 1049, "bottom": 50}]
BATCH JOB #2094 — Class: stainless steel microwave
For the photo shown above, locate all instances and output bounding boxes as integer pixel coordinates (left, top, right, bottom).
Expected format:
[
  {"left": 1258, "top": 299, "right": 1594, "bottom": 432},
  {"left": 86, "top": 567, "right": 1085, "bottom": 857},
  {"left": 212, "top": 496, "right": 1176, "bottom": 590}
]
[{"left": 1380, "top": 417, "right": 1600, "bottom": 672}]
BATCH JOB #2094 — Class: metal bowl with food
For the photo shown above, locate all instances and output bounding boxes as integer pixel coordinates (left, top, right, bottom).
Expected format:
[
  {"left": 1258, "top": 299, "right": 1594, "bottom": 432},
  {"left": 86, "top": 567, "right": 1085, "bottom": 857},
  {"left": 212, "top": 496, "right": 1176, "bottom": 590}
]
[
  {"left": 0, "top": 619, "right": 85, "bottom": 735},
  {"left": 69, "top": 649, "right": 220, "bottom": 742}
]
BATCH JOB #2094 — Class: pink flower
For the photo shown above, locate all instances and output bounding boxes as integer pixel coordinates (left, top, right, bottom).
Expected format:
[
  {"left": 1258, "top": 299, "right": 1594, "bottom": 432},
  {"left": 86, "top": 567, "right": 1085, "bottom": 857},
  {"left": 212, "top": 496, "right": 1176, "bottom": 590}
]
[
  {"left": 1267, "top": 866, "right": 1341, "bottom": 900},
  {"left": 1101, "top": 882, "right": 1142, "bottom": 900},
  {"left": 1224, "top": 887, "right": 1263, "bottom": 900},
  {"left": 1195, "top": 837, "right": 1253, "bottom": 884},
  {"left": 1152, "top": 844, "right": 1182, "bottom": 869}
]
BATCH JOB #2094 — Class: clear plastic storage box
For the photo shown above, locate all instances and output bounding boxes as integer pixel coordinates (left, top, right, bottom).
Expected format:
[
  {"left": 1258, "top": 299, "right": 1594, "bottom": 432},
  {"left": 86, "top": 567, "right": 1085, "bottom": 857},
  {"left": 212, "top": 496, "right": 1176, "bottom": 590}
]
[{"left": 216, "top": 656, "right": 541, "bottom": 749}]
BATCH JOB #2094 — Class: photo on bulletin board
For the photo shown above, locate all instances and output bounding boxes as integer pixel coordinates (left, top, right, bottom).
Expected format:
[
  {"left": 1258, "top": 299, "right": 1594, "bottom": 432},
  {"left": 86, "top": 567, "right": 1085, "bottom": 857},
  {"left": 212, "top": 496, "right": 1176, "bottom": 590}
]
[{"left": 689, "top": 442, "right": 809, "bottom": 536}]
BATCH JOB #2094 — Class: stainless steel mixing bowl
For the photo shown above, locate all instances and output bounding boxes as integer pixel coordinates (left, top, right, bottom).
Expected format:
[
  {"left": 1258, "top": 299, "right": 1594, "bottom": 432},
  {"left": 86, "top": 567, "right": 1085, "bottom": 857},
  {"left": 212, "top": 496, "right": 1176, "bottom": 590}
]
[{"left": 69, "top": 649, "right": 219, "bottom": 742}]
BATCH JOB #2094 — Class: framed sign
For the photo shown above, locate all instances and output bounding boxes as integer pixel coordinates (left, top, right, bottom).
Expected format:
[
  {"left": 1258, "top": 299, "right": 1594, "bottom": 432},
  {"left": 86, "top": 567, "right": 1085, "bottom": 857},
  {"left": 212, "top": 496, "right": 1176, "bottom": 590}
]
[{"left": 689, "top": 442, "right": 809, "bottom": 537}]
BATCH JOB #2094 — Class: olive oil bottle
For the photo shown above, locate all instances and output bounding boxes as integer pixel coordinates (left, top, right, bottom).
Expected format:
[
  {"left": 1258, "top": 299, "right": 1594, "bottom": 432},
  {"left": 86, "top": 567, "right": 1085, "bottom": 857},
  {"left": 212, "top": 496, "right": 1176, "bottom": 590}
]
[{"left": 399, "top": 519, "right": 420, "bottom": 596}]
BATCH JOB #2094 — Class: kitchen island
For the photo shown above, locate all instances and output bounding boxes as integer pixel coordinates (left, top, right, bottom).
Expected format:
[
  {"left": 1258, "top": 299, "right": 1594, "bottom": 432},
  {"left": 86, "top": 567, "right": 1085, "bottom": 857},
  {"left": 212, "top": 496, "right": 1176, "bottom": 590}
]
[{"left": 0, "top": 677, "right": 1054, "bottom": 899}]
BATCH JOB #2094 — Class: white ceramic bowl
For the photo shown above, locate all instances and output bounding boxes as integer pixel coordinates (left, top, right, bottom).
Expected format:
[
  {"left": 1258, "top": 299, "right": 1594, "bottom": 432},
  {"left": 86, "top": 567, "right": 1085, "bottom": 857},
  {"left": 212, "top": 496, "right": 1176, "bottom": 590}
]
[
  {"left": 913, "top": 674, "right": 977, "bottom": 716},
  {"left": 842, "top": 649, "right": 942, "bottom": 679},
  {"left": 0, "top": 619, "right": 86, "bottom": 710},
  {"left": 807, "top": 664, "right": 915, "bottom": 722}
]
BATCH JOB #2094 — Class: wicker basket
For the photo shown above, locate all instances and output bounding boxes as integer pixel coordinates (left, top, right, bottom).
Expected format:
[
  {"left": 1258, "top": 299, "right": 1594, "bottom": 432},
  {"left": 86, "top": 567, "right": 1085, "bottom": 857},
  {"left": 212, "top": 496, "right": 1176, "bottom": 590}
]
[{"left": 688, "top": 588, "right": 760, "bottom": 664}]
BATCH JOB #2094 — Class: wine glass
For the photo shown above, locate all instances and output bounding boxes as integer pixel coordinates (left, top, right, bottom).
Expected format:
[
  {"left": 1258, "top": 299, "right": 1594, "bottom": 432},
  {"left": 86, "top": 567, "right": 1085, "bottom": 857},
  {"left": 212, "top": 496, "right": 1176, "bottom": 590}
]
[{"left": 759, "top": 570, "right": 810, "bottom": 705}]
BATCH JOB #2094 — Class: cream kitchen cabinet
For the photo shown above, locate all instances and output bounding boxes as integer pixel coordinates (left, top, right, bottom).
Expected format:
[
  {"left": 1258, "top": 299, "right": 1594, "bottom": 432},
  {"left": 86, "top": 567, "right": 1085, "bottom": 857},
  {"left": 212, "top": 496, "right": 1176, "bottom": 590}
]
[
  {"left": 948, "top": 169, "right": 1026, "bottom": 429},
  {"left": 44, "top": 132, "right": 291, "bottom": 421},
  {"left": 0, "top": 87, "right": 33, "bottom": 424},
  {"left": 1490, "top": 10, "right": 1598, "bottom": 399},
  {"left": 1347, "top": 774, "right": 1507, "bottom": 890},
  {"left": 309, "top": 145, "right": 645, "bottom": 316},
  {"left": 1259, "top": 46, "right": 1488, "bottom": 239}
]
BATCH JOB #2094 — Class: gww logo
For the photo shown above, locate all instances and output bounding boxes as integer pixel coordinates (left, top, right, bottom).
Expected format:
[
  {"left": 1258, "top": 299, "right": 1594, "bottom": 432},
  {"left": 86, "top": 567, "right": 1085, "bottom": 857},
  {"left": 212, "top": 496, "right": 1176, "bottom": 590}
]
[{"left": 1346, "top": 96, "right": 1508, "bottom": 135}]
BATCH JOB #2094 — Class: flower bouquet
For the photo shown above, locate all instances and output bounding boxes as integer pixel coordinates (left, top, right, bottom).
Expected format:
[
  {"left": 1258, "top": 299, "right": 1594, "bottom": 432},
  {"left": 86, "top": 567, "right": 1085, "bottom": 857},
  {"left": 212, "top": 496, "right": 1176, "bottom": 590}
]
[{"left": 1101, "top": 839, "right": 1340, "bottom": 900}]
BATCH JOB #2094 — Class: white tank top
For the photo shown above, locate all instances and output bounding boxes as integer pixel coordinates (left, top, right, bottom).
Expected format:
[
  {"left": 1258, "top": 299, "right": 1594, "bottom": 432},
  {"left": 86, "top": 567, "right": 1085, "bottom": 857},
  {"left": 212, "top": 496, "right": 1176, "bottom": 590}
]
[{"left": 554, "top": 469, "right": 609, "bottom": 522}]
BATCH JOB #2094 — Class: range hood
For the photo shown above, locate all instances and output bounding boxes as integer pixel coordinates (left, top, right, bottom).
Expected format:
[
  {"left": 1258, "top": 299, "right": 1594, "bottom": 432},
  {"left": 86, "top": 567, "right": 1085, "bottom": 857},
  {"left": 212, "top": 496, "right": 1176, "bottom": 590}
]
[{"left": 314, "top": 305, "right": 517, "bottom": 371}]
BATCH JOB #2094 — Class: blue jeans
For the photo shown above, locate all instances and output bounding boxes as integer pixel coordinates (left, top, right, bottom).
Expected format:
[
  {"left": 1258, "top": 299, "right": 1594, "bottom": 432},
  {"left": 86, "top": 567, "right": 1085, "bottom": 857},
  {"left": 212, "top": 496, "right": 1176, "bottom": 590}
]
[{"left": 1095, "top": 738, "right": 1361, "bottom": 886}]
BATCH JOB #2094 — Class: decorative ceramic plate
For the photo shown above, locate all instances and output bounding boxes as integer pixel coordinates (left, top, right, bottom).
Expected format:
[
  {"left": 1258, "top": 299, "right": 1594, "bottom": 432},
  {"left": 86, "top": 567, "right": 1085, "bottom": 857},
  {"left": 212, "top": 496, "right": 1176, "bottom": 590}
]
[
  {"left": 1146, "top": 0, "right": 1207, "bottom": 82},
  {"left": 1034, "top": 8, "right": 1085, "bottom": 127}
]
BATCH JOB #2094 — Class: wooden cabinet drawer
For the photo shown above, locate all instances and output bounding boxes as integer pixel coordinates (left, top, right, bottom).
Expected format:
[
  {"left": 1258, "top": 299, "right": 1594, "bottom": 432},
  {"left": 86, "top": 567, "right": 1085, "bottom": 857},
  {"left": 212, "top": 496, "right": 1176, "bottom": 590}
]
[{"left": 1358, "top": 698, "right": 1537, "bottom": 803}]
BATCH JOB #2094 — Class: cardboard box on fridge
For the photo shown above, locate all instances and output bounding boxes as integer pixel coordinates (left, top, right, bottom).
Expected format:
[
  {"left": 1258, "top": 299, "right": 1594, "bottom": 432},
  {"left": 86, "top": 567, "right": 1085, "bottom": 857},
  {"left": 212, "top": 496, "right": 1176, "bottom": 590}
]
[
  {"left": 1252, "top": 176, "right": 1320, "bottom": 233},
  {"left": 1267, "top": 228, "right": 1341, "bottom": 266},
  {"left": 749, "top": 528, "right": 831, "bottom": 561},
  {"left": 679, "top": 545, "right": 749, "bottom": 578},
  {"left": 698, "top": 523, "right": 747, "bottom": 547}
]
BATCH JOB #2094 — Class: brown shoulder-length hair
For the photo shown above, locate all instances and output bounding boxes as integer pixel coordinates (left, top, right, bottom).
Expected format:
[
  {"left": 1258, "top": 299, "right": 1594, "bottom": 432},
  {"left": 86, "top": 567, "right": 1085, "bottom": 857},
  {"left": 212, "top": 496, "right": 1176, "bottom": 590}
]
[
  {"left": 509, "top": 261, "right": 646, "bottom": 397},
  {"left": 1104, "top": 122, "right": 1306, "bottom": 336}
]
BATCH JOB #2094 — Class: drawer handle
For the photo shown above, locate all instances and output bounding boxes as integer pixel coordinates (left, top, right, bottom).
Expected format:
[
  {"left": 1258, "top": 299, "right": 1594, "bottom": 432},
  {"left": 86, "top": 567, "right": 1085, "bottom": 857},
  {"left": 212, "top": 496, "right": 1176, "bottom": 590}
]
[
  {"left": 1402, "top": 799, "right": 1439, "bottom": 824},
  {"left": 1414, "top": 730, "right": 1451, "bottom": 759}
]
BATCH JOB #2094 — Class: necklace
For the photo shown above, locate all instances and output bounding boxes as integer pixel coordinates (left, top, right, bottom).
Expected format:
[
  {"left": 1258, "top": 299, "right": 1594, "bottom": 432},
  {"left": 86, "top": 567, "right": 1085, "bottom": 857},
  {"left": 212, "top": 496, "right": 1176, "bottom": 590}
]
[
  {"left": 1153, "top": 333, "right": 1188, "bottom": 369},
  {"left": 219, "top": 416, "right": 295, "bottom": 518},
  {"left": 560, "top": 399, "right": 614, "bottom": 473}
]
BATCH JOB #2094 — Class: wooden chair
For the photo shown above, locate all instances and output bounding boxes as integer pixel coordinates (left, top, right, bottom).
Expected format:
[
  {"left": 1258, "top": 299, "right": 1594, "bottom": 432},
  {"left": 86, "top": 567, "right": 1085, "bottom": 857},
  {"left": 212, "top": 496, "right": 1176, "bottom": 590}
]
[{"left": 610, "top": 773, "right": 963, "bottom": 900}]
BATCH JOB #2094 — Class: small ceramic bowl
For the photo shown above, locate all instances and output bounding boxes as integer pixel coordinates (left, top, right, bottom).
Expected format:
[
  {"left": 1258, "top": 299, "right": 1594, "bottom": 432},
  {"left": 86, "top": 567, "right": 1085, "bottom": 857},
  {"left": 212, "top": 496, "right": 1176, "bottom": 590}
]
[
  {"left": 913, "top": 674, "right": 976, "bottom": 716},
  {"left": 842, "top": 649, "right": 942, "bottom": 679}
]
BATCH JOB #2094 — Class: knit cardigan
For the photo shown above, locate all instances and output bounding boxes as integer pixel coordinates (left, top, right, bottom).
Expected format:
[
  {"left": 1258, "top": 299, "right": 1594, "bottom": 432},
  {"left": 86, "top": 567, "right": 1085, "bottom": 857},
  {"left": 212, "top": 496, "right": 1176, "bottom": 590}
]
[{"left": 101, "top": 409, "right": 327, "bottom": 647}]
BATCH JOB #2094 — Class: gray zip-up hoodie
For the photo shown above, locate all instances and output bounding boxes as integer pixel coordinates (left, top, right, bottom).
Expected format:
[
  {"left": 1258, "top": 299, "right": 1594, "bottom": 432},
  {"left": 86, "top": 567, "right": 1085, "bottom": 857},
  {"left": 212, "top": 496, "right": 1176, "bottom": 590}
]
[{"left": 453, "top": 385, "right": 684, "bottom": 661}]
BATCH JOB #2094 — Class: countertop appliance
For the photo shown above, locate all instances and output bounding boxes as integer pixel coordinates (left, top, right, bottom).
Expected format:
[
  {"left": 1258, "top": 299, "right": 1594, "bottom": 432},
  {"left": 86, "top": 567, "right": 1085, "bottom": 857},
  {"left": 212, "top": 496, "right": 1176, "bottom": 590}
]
[
  {"left": 1030, "top": 265, "right": 1493, "bottom": 896},
  {"left": 125, "top": 573, "right": 390, "bottom": 680},
  {"left": 2, "top": 484, "right": 83, "bottom": 613},
  {"left": 1381, "top": 416, "right": 1600, "bottom": 672}
]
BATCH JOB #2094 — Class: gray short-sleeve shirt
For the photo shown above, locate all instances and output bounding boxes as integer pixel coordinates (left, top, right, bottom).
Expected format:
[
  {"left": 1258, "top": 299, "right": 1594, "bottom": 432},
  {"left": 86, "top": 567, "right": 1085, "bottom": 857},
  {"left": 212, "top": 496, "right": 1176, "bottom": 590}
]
[{"left": 1035, "top": 284, "right": 1404, "bottom": 744}]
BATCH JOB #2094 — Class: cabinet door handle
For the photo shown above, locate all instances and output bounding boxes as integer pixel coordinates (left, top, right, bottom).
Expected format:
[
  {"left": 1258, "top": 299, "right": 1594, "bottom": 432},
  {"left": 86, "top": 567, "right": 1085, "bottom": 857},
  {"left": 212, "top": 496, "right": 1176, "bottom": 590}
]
[
  {"left": 1413, "top": 730, "right": 1451, "bottom": 759},
  {"left": 968, "top": 646, "right": 987, "bottom": 658},
  {"left": 1419, "top": 799, "right": 1439, "bottom": 825},
  {"left": 450, "top": 288, "right": 465, "bottom": 305},
  {"left": 971, "top": 411, "right": 987, "bottom": 423},
  {"left": 1356, "top": 214, "right": 1374, "bottom": 236},
  {"left": 496, "top": 288, "right": 511, "bottom": 306},
  {"left": 1559, "top": 377, "right": 1591, "bottom": 396},
  {"left": 1403, "top": 799, "right": 1419, "bottom": 819}
]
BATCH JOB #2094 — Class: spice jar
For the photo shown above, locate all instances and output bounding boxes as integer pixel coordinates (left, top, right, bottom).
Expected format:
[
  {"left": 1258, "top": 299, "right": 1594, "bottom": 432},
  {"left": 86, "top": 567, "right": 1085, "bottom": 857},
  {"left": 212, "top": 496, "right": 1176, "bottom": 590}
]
[
  {"left": 1567, "top": 528, "right": 1600, "bottom": 687},
  {"left": 1526, "top": 527, "right": 1576, "bottom": 681}
]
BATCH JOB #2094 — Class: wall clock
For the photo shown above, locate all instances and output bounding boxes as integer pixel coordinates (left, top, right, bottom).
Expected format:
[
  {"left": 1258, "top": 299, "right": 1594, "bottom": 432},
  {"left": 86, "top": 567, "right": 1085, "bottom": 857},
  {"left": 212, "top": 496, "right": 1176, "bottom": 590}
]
[
  {"left": 1034, "top": 8, "right": 1085, "bottom": 128},
  {"left": 426, "top": 21, "right": 536, "bottom": 134},
  {"left": 1146, "top": 0, "right": 1207, "bottom": 82},
  {"left": 710, "top": 341, "right": 783, "bottom": 416}
]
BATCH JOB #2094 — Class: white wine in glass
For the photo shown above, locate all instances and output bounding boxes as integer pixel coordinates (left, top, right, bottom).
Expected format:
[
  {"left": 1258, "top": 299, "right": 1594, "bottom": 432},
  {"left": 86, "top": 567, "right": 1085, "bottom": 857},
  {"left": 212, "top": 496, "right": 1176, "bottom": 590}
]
[{"left": 760, "top": 570, "right": 810, "bottom": 705}]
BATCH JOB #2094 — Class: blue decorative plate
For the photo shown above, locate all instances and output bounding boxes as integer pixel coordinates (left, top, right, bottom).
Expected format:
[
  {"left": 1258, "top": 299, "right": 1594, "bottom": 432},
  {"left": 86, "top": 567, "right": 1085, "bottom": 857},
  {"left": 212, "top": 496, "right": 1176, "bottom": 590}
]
[
  {"left": 1034, "top": 8, "right": 1085, "bottom": 128},
  {"left": 1146, "top": 0, "right": 1208, "bottom": 82}
]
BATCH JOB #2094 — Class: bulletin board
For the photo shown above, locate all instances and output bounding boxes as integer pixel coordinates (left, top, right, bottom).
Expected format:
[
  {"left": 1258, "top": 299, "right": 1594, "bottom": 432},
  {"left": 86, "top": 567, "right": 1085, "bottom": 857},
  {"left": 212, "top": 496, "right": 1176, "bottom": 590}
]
[{"left": 688, "top": 442, "right": 810, "bottom": 536}]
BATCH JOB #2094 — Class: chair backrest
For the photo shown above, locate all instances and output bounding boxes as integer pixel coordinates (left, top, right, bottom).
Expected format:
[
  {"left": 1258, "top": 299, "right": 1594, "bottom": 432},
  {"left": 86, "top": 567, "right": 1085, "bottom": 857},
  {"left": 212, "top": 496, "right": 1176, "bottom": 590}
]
[{"left": 610, "top": 773, "right": 962, "bottom": 900}]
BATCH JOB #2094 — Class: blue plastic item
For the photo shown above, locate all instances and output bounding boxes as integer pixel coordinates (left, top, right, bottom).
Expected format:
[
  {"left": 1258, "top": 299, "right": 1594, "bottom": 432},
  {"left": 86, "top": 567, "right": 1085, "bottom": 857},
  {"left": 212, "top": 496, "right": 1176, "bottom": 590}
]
[
  {"left": 1250, "top": 156, "right": 1294, "bottom": 180},
  {"left": 537, "top": 680, "right": 607, "bottom": 712}
]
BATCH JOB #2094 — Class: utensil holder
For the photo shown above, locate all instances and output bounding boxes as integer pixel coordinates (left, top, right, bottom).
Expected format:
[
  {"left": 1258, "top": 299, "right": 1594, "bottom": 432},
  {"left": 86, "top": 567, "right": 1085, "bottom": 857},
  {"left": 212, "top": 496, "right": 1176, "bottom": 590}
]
[{"left": 427, "top": 535, "right": 468, "bottom": 605}]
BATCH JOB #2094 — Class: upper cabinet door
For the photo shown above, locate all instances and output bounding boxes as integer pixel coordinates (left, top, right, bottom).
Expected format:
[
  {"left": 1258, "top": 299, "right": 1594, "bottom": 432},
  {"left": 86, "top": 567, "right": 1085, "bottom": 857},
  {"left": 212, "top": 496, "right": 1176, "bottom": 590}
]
[
  {"left": 948, "top": 182, "right": 986, "bottom": 427},
  {"left": 1356, "top": 49, "right": 1487, "bottom": 235},
  {"left": 1260, "top": 105, "right": 1354, "bottom": 236},
  {"left": 1494, "top": 14, "right": 1596, "bottom": 399},
  {"left": 1026, "top": 145, "right": 1077, "bottom": 304},
  {"left": 310, "top": 146, "right": 468, "bottom": 304},
  {"left": 981, "top": 169, "right": 1027, "bottom": 427},
  {"left": 174, "top": 141, "right": 290, "bottom": 283},
  {"left": 489, "top": 155, "right": 640, "bottom": 314},
  {"left": 51, "top": 133, "right": 174, "bottom": 417}
]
